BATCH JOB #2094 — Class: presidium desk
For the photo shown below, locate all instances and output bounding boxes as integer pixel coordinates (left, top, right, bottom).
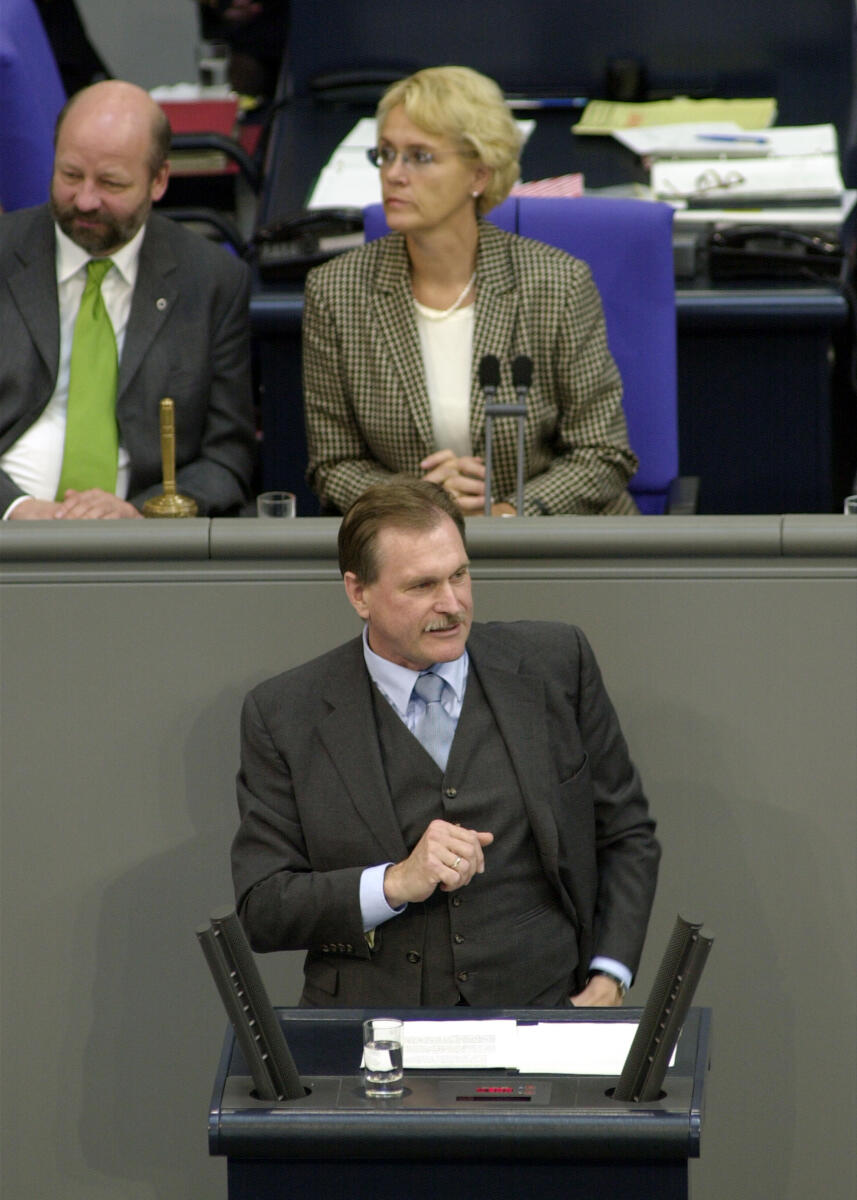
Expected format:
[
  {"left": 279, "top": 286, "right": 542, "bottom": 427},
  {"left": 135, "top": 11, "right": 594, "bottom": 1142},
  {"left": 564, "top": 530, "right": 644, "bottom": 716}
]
[{"left": 208, "top": 1007, "right": 711, "bottom": 1200}]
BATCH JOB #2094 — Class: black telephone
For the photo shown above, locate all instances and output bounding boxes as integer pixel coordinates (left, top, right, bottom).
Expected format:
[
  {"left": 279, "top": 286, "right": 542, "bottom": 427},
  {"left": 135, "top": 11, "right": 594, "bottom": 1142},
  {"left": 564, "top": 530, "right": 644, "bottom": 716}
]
[
  {"left": 254, "top": 208, "right": 365, "bottom": 281},
  {"left": 707, "top": 224, "right": 843, "bottom": 281}
]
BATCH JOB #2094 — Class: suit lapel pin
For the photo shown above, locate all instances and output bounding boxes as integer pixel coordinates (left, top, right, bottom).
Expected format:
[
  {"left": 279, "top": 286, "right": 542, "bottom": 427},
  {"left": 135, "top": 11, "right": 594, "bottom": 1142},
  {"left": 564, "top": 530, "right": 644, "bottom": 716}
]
[{"left": 156, "top": 297, "right": 167, "bottom": 311}]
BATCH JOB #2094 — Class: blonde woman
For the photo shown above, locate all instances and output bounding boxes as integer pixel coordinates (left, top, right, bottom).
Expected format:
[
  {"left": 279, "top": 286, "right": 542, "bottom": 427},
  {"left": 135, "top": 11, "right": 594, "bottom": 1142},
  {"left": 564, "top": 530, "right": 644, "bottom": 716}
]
[{"left": 303, "top": 65, "right": 638, "bottom": 516}]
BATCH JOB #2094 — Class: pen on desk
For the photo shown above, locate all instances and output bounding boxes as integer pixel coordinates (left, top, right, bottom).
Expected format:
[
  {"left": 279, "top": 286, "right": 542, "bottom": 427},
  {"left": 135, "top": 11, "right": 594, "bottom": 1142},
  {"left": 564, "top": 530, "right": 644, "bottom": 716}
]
[
  {"left": 506, "top": 97, "right": 589, "bottom": 110},
  {"left": 696, "top": 134, "right": 769, "bottom": 145}
]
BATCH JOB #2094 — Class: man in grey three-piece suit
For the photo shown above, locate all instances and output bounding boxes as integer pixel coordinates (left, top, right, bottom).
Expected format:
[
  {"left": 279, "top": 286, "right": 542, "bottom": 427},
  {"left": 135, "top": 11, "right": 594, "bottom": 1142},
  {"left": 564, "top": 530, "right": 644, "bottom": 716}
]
[
  {"left": 0, "top": 80, "right": 254, "bottom": 519},
  {"left": 233, "top": 479, "right": 660, "bottom": 1008}
]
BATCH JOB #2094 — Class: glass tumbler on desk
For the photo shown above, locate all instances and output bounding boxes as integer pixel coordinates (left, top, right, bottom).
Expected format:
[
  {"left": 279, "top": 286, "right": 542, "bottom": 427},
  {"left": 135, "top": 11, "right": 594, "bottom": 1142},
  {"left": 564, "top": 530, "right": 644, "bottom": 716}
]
[
  {"left": 363, "top": 1018, "right": 404, "bottom": 1098},
  {"left": 256, "top": 491, "right": 296, "bottom": 518}
]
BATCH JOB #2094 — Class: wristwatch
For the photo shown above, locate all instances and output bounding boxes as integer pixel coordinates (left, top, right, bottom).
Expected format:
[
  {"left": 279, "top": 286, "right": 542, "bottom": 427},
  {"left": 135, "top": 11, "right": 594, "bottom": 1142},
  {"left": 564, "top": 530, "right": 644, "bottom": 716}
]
[{"left": 588, "top": 970, "right": 628, "bottom": 999}]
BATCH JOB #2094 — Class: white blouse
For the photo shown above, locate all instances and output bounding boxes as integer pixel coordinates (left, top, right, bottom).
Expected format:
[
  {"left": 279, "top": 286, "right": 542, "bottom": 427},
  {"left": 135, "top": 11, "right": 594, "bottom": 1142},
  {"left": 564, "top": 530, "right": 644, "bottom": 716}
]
[{"left": 413, "top": 300, "right": 474, "bottom": 457}]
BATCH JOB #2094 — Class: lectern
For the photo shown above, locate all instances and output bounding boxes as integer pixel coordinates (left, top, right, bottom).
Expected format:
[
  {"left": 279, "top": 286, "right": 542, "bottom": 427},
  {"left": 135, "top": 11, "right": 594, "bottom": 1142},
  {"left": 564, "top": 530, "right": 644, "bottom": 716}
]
[{"left": 208, "top": 1007, "right": 711, "bottom": 1200}]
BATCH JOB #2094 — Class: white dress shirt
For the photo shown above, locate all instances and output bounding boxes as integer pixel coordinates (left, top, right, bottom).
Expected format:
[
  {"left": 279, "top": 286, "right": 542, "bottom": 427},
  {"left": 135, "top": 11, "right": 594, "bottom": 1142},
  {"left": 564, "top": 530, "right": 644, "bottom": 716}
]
[{"left": 1, "top": 222, "right": 145, "bottom": 516}]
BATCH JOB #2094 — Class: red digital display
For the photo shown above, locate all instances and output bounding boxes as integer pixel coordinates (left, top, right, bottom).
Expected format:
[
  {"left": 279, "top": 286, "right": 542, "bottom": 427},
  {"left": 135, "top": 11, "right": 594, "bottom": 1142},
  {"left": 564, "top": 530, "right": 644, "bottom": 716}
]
[{"left": 475, "top": 1086, "right": 514, "bottom": 1094}]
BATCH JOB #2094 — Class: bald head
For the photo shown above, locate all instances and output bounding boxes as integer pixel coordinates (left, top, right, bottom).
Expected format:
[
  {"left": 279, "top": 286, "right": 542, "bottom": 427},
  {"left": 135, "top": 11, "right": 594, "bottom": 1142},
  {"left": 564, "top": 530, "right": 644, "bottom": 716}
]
[
  {"left": 51, "top": 81, "right": 172, "bottom": 255},
  {"left": 55, "top": 81, "right": 172, "bottom": 179}
]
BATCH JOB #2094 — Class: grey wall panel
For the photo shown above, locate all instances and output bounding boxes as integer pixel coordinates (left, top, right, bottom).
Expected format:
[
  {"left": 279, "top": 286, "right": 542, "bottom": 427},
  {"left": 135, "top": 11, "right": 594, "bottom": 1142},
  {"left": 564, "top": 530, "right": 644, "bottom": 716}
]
[
  {"left": 74, "top": 0, "right": 198, "bottom": 91},
  {"left": 1, "top": 552, "right": 855, "bottom": 1200}
]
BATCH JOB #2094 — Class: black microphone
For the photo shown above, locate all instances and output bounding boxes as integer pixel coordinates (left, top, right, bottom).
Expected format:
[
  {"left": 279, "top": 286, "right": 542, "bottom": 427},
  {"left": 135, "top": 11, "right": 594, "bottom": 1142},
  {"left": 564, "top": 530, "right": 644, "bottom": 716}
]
[
  {"left": 480, "top": 355, "right": 502, "bottom": 516},
  {"left": 479, "top": 354, "right": 501, "bottom": 399},
  {"left": 512, "top": 354, "right": 533, "bottom": 399}
]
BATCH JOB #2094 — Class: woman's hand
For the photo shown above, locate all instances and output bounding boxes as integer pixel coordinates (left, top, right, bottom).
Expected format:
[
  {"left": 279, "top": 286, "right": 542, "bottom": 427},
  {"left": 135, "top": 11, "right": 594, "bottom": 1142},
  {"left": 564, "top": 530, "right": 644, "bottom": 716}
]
[{"left": 420, "top": 449, "right": 486, "bottom": 510}]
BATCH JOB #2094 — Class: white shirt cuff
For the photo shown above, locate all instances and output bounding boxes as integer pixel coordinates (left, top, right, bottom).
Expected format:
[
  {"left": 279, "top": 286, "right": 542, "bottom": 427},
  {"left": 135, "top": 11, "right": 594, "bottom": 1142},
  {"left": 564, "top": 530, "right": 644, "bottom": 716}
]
[
  {"left": 588, "top": 955, "right": 633, "bottom": 991},
  {"left": 359, "top": 863, "right": 406, "bottom": 931},
  {"left": 3, "top": 495, "right": 32, "bottom": 520}
]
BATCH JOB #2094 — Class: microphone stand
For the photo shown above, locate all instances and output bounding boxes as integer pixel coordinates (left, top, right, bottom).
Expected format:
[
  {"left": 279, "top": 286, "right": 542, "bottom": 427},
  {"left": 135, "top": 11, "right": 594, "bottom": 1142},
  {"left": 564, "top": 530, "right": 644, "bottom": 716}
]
[
  {"left": 482, "top": 355, "right": 532, "bottom": 516},
  {"left": 480, "top": 355, "right": 501, "bottom": 517},
  {"left": 511, "top": 355, "right": 533, "bottom": 515}
]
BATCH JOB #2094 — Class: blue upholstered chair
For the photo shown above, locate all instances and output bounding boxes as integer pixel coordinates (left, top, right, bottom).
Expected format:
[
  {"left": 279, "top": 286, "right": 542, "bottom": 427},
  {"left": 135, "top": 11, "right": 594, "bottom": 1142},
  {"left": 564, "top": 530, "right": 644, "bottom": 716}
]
[
  {"left": 516, "top": 196, "right": 691, "bottom": 514},
  {"left": 0, "top": 0, "right": 66, "bottom": 211},
  {"left": 363, "top": 194, "right": 694, "bottom": 514}
]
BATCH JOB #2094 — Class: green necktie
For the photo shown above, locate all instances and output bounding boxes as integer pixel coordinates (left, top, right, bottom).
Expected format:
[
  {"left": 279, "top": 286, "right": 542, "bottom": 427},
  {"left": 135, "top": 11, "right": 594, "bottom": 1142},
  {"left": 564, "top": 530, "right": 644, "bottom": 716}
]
[{"left": 56, "top": 258, "right": 119, "bottom": 499}]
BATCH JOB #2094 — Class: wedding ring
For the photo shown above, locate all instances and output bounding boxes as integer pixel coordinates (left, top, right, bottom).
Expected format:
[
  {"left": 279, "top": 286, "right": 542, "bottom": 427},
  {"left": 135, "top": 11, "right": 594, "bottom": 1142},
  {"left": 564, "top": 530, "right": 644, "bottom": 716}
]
[{"left": 453, "top": 856, "right": 462, "bottom": 869}]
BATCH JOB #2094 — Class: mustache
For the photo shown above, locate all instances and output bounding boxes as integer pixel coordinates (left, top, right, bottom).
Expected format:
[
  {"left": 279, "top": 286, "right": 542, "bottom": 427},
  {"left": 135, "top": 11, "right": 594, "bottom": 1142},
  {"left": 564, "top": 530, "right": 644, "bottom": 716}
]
[{"left": 424, "top": 615, "right": 467, "bottom": 632}]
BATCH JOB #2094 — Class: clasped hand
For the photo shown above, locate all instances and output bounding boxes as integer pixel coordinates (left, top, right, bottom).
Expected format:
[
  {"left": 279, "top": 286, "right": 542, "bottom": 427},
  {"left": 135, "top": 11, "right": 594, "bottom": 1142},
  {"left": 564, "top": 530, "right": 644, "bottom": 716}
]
[
  {"left": 11, "top": 490, "right": 142, "bottom": 519},
  {"left": 420, "top": 449, "right": 486, "bottom": 511},
  {"left": 420, "top": 450, "right": 515, "bottom": 516},
  {"left": 383, "top": 818, "right": 494, "bottom": 908}
]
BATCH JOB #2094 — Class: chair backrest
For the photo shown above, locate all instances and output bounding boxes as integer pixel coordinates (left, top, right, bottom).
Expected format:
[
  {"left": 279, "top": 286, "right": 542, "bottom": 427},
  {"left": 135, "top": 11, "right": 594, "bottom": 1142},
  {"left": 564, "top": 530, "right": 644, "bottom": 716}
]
[
  {"left": 0, "top": 0, "right": 66, "bottom": 211},
  {"left": 516, "top": 196, "right": 678, "bottom": 513},
  {"left": 364, "top": 194, "right": 678, "bottom": 513}
]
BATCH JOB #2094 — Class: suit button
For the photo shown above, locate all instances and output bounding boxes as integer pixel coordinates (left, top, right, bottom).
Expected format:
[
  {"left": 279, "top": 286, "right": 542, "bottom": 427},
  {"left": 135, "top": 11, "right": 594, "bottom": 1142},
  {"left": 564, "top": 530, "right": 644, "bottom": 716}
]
[
  {"left": 406, "top": 951, "right": 421, "bottom": 964},
  {"left": 346, "top": 944, "right": 353, "bottom": 952},
  {"left": 337, "top": 943, "right": 346, "bottom": 952},
  {"left": 445, "top": 786, "right": 457, "bottom": 799},
  {"left": 454, "top": 933, "right": 464, "bottom": 944},
  {"left": 456, "top": 971, "right": 469, "bottom": 983},
  {"left": 451, "top": 895, "right": 462, "bottom": 907},
  {"left": 321, "top": 944, "right": 329, "bottom": 952}
]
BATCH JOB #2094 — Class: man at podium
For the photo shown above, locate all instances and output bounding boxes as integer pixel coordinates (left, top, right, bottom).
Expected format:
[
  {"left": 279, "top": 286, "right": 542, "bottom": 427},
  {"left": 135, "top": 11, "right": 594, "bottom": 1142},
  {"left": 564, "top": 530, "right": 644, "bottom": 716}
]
[{"left": 232, "top": 479, "right": 659, "bottom": 1007}]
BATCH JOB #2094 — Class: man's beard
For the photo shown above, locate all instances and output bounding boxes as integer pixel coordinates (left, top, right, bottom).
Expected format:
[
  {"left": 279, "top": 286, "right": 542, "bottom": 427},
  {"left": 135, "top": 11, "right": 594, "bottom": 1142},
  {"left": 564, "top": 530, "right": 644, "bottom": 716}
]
[{"left": 50, "top": 193, "right": 150, "bottom": 255}]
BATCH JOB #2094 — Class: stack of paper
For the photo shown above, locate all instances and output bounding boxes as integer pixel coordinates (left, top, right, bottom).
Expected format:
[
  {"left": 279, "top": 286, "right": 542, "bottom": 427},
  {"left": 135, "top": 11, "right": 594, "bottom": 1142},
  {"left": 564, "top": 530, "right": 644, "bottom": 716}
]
[
  {"left": 614, "top": 123, "right": 840, "bottom": 162},
  {"left": 574, "top": 96, "right": 777, "bottom": 136},
  {"left": 511, "top": 174, "right": 584, "bottom": 197},
  {"left": 399, "top": 1019, "right": 678, "bottom": 1075},
  {"left": 650, "top": 154, "right": 844, "bottom": 206},
  {"left": 635, "top": 122, "right": 851, "bottom": 231},
  {"left": 306, "top": 118, "right": 382, "bottom": 210}
]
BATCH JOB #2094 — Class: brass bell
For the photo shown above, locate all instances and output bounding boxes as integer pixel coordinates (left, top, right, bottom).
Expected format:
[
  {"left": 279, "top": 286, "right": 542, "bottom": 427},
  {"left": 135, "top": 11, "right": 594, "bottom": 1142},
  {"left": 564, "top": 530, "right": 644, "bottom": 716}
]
[{"left": 142, "top": 398, "right": 199, "bottom": 518}]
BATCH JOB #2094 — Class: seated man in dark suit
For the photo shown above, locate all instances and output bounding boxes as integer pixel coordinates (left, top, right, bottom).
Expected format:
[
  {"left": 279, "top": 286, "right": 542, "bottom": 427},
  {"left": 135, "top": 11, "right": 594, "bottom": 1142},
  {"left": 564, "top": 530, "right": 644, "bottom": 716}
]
[
  {"left": 232, "top": 478, "right": 660, "bottom": 1007},
  {"left": 0, "top": 79, "right": 255, "bottom": 519}
]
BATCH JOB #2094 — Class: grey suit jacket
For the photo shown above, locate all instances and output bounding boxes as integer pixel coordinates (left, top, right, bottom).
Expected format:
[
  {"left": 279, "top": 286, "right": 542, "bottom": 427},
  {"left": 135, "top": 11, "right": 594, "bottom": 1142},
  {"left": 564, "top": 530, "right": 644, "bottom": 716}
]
[
  {"left": 232, "top": 620, "right": 659, "bottom": 1003},
  {"left": 0, "top": 205, "right": 256, "bottom": 515},
  {"left": 303, "top": 220, "right": 639, "bottom": 516}
]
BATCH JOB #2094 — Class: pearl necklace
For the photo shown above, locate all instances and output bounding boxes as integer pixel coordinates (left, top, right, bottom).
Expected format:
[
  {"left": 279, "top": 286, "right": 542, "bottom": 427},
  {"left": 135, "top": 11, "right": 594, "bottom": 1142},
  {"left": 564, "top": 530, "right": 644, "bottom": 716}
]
[{"left": 416, "top": 270, "right": 477, "bottom": 320}]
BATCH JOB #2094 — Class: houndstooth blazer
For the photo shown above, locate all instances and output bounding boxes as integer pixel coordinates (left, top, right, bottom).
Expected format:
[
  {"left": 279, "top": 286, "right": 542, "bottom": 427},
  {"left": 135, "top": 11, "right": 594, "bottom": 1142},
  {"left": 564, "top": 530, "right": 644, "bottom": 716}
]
[{"left": 302, "top": 220, "right": 639, "bottom": 515}]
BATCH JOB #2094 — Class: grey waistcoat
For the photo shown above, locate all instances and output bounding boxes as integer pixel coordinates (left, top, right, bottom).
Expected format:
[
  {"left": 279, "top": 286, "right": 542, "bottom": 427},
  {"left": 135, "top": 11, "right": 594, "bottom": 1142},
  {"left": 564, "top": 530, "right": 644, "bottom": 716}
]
[{"left": 369, "top": 664, "right": 578, "bottom": 1007}]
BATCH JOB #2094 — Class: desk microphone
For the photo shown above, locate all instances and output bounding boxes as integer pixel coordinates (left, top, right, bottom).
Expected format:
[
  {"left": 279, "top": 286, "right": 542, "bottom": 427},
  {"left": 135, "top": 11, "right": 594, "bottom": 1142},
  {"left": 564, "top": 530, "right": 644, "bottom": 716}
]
[
  {"left": 512, "top": 355, "right": 533, "bottom": 399},
  {"left": 480, "top": 355, "right": 502, "bottom": 516},
  {"left": 479, "top": 354, "right": 501, "bottom": 399}
]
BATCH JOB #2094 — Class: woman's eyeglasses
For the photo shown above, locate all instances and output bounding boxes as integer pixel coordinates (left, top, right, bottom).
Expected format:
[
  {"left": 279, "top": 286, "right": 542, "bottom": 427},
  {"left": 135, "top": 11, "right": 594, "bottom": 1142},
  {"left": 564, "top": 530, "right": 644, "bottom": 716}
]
[{"left": 366, "top": 146, "right": 473, "bottom": 171}]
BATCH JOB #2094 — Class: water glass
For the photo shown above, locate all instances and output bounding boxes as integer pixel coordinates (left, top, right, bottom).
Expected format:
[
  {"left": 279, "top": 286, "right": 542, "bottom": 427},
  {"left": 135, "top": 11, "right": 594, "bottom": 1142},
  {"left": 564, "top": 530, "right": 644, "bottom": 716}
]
[
  {"left": 363, "top": 1018, "right": 404, "bottom": 1098},
  {"left": 257, "top": 491, "right": 296, "bottom": 518}
]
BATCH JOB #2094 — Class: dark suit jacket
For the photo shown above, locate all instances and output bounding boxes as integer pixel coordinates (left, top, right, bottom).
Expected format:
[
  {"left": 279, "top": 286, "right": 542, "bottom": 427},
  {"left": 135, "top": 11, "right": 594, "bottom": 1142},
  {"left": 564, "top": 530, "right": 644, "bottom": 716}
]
[
  {"left": 303, "top": 220, "right": 639, "bottom": 516},
  {"left": 232, "top": 620, "right": 660, "bottom": 1004},
  {"left": 0, "top": 205, "right": 256, "bottom": 515}
]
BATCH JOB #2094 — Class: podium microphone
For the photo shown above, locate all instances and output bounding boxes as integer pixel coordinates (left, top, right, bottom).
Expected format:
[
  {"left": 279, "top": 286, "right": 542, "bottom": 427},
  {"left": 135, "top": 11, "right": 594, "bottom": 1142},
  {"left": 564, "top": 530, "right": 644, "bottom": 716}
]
[{"left": 480, "top": 355, "right": 501, "bottom": 516}]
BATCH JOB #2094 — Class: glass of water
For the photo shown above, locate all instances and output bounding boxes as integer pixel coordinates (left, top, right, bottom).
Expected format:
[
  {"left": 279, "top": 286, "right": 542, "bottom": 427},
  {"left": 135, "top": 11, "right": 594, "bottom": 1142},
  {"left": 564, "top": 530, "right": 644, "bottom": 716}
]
[
  {"left": 363, "top": 1018, "right": 404, "bottom": 1098},
  {"left": 256, "top": 491, "right": 296, "bottom": 518}
]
